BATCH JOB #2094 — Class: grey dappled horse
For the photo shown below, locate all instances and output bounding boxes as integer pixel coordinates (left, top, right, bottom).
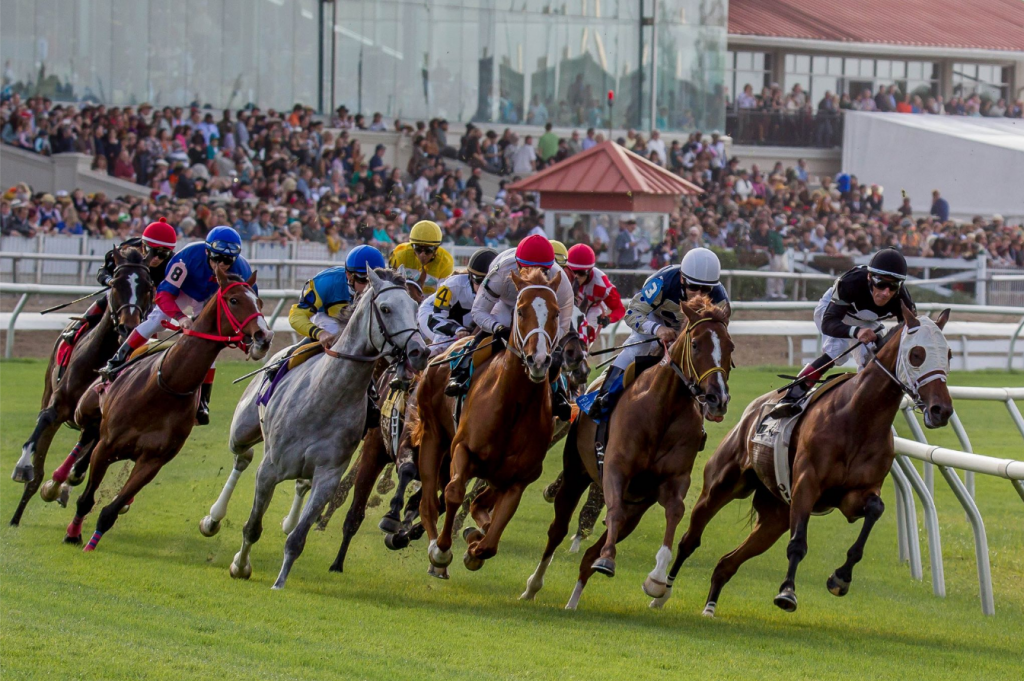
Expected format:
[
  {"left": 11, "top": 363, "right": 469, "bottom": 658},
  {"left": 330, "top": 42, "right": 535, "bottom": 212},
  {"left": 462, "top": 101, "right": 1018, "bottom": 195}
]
[{"left": 199, "top": 269, "right": 427, "bottom": 589}]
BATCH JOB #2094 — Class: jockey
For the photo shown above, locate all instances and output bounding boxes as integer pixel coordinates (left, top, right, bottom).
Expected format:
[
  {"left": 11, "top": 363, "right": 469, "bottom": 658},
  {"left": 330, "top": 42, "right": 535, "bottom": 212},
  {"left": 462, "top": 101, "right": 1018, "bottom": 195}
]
[
  {"left": 388, "top": 220, "right": 454, "bottom": 295},
  {"left": 550, "top": 240, "right": 569, "bottom": 268},
  {"left": 289, "top": 244, "right": 386, "bottom": 348},
  {"left": 418, "top": 248, "right": 498, "bottom": 356},
  {"left": 564, "top": 243, "right": 625, "bottom": 346},
  {"left": 591, "top": 247, "right": 730, "bottom": 423},
  {"left": 770, "top": 247, "right": 915, "bottom": 418},
  {"left": 102, "top": 226, "right": 253, "bottom": 426},
  {"left": 61, "top": 218, "right": 177, "bottom": 342},
  {"left": 445, "top": 235, "right": 575, "bottom": 420}
]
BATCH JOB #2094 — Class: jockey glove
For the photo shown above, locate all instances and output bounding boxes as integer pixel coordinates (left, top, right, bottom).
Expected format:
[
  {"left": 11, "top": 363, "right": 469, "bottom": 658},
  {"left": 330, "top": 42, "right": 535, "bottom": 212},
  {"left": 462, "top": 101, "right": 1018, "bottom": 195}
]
[{"left": 492, "top": 325, "right": 511, "bottom": 342}]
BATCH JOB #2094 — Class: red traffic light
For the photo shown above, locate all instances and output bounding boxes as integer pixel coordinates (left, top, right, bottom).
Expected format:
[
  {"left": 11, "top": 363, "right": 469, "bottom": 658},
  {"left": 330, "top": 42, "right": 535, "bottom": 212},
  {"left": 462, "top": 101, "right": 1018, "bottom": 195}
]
[{"left": 607, "top": 90, "right": 615, "bottom": 102}]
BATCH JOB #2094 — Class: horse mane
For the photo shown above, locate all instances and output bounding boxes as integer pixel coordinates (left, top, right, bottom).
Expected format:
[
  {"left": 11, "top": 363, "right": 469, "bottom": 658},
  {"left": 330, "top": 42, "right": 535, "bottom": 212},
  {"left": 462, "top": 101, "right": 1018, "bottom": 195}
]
[
  {"left": 121, "top": 248, "right": 145, "bottom": 265},
  {"left": 519, "top": 267, "right": 551, "bottom": 286},
  {"left": 684, "top": 293, "right": 728, "bottom": 325},
  {"left": 374, "top": 267, "right": 407, "bottom": 287}
]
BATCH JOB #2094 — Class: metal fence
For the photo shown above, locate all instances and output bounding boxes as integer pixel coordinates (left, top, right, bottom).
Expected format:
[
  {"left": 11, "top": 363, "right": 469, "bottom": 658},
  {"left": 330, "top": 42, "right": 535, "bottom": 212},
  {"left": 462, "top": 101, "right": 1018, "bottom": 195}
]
[{"left": 726, "top": 109, "right": 844, "bottom": 148}]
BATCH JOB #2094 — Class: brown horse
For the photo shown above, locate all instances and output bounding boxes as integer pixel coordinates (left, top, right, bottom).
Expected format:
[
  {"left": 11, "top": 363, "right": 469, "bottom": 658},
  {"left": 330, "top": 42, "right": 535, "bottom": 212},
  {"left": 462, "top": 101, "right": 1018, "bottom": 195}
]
[
  {"left": 657, "top": 304, "right": 952, "bottom": 616},
  {"left": 521, "top": 296, "right": 733, "bottom": 609},
  {"left": 415, "top": 268, "right": 562, "bottom": 577},
  {"left": 9, "top": 248, "right": 154, "bottom": 526},
  {"left": 63, "top": 269, "right": 271, "bottom": 550}
]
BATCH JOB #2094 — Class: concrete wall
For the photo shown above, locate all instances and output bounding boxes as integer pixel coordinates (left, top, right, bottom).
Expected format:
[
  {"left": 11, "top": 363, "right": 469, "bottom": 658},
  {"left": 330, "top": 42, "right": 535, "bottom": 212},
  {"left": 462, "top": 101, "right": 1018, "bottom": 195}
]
[
  {"left": 0, "top": 147, "right": 150, "bottom": 199},
  {"left": 729, "top": 145, "right": 841, "bottom": 181}
]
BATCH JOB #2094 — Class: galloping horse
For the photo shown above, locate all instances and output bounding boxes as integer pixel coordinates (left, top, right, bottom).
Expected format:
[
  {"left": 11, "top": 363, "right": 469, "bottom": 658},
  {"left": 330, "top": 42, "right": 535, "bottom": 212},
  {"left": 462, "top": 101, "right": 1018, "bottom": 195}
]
[
  {"left": 10, "top": 248, "right": 154, "bottom": 526},
  {"left": 63, "top": 269, "right": 271, "bottom": 550},
  {"left": 521, "top": 296, "right": 733, "bottom": 609},
  {"left": 208, "top": 269, "right": 426, "bottom": 588},
  {"left": 656, "top": 304, "right": 952, "bottom": 616},
  {"left": 415, "top": 267, "right": 562, "bottom": 577}
]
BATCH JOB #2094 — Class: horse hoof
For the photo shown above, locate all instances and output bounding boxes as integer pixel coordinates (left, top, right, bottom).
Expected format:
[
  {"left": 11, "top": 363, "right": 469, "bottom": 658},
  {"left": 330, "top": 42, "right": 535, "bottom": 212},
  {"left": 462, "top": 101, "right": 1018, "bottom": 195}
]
[
  {"left": 199, "top": 516, "right": 221, "bottom": 537},
  {"left": 568, "top": 535, "right": 583, "bottom": 554},
  {"left": 827, "top": 573, "right": 850, "bottom": 597},
  {"left": 63, "top": 534, "right": 82, "bottom": 545},
  {"left": 462, "top": 526, "right": 484, "bottom": 544},
  {"left": 428, "top": 541, "right": 453, "bottom": 568},
  {"left": 542, "top": 485, "right": 557, "bottom": 503},
  {"left": 378, "top": 516, "right": 403, "bottom": 535},
  {"left": 118, "top": 504, "right": 131, "bottom": 516},
  {"left": 463, "top": 552, "right": 484, "bottom": 571},
  {"left": 68, "top": 472, "right": 85, "bottom": 486},
  {"left": 230, "top": 555, "right": 252, "bottom": 580},
  {"left": 57, "top": 483, "right": 71, "bottom": 508},
  {"left": 39, "top": 479, "right": 61, "bottom": 503},
  {"left": 702, "top": 601, "right": 717, "bottom": 618},
  {"left": 11, "top": 464, "right": 34, "bottom": 484},
  {"left": 591, "top": 557, "right": 615, "bottom": 577},
  {"left": 328, "top": 561, "right": 344, "bottom": 574},
  {"left": 642, "top": 576, "right": 667, "bottom": 599},
  {"left": 649, "top": 587, "right": 672, "bottom": 609},
  {"left": 774, "top": 588, "right": 798, "bottom": 612},
  {"left": 408, "top": 525, "right": 425, "bottom": 541},
  {"left": 427, "top": 565, "right": 449, "bottom": 580},
  {"left": 384, "top": 532, "right": 410, "bottom": 551}
]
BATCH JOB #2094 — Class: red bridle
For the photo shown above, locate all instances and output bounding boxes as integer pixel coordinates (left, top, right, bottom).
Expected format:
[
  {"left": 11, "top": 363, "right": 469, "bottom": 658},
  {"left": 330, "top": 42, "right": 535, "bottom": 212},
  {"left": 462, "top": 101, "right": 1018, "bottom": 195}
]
[{"left": 162, "top": 281, "right": 263, "bottom": 351}]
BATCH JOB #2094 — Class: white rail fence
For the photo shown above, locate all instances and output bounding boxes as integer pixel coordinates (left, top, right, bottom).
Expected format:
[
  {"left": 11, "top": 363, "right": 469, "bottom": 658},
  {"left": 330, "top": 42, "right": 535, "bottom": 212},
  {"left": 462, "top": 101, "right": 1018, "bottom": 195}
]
[{"left": 890, "top": 386, "right": 1024, "bottom": 616}]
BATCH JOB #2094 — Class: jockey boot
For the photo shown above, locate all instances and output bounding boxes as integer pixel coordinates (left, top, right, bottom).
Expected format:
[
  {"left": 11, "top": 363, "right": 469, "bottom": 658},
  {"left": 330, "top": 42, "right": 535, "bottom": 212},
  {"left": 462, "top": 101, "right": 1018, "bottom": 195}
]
[
  {"left": 196, "top": 382, "right": 213, "bottom": 426},
  {"left": 551, "top": 382, "right": 572, "bottom": 421},
  {"left": 594, "top": 366, "right": 625, "bottom": 416},
  {"left": 61, "top": 304, "right": 104, "bottom": 343},
  {"left": 366, "top": 390, "right": 382, "bottom": 429},
  {"left": 99, "top": 341, "right": 133, "bottom": 380},
  {"left": 444, "top": 336, "right": 481, "bottom": 397},
  {"left": 768, "top": 362, "right": 825, "bottom": 419}
]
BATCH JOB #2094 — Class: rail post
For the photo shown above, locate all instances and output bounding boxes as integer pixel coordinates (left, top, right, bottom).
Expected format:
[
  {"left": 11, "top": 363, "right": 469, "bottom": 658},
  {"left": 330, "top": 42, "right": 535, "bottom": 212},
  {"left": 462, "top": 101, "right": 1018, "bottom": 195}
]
[
  {"left": 938, "top": 465, "right": 994, "bottom": 615},
  {"left": 889, "top": 463, "right": 922, "bottom": 578},
  {"left": 5, "top": 293, "right": 29, "bottom": 359},
  {"left": 894, "top": 449, "right": 946, "bottom": 597}
]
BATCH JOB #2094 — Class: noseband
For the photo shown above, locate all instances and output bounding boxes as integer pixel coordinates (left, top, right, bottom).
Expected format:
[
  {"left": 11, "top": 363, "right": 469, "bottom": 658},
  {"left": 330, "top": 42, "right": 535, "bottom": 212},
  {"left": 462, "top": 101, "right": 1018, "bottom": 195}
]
[
  {"left": 663, "top": 316, "right": 728, "bottom": 404},
  {"left": 507, "top": 285, "right": 557, "bottom": 365},
  {"left": 164, "top": 281, "right": 264, "bottom": 351},
  {"left": 325, "top": 284, "right": 423, "bottom": 365}
]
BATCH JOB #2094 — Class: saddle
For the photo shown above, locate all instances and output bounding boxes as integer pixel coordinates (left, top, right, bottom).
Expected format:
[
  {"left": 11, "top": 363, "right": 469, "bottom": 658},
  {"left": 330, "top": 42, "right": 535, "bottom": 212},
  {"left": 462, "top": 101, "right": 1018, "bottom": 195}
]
[
  {"left": 256, "top": 341, "right": 324, "bottom": 415},
  {"left": 751, "top": 372, "right": 854, "bottom": 504},
  {"left": 576, "top": 355, "right": 660, "bottom": 422},
  {"left": 129, "top": 338, "right": 177, "bottom": 362}
]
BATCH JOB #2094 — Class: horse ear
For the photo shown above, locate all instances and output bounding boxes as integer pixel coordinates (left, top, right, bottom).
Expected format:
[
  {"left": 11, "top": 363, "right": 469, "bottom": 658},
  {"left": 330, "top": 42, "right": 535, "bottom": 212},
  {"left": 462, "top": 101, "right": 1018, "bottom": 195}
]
[
  {"left": 112, "top": 248, "right": 125, "bottom": 266},
  {"left": 679, "top": 300, "right": 700, "bottom": 325},
  {"left": 934, "top": 308, "right": 950, "bottom": 331},
  {"left": 547, "top": 269, "right": 562, "bottom": 293},
  {"left": 366, "top": 266, "right": 384, "bottom": 291},
  {"left": 215, "top": 265, "right": 230, "bottom": 289},
  {"left": 247, "top": 270, "right": 257, "bottom": 287},
  {"left": 902, "top": 300, "right": 919, "bottom": 329},
  {"left": 717, "top": 301, "right": 731, "bottom": 325},
  {"left": 511, "top": 270, "right": 526, "bottom": 291}
]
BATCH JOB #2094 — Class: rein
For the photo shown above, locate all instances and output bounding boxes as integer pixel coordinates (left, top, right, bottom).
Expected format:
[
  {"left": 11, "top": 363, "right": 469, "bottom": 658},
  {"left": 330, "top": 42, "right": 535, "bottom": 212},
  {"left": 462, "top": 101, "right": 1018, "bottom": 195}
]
[
  {"left": 165, "top": 281, "right": 264, "bottom": 352},
  {"left": 663, "top": 317, "right": 727, "bottom": 402}
]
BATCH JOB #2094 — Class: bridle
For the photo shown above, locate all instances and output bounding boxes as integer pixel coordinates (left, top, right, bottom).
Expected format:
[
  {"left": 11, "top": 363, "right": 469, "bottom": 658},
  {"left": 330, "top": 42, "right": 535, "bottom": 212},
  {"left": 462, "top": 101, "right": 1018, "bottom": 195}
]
[
  {"left": 507, "top": 285, "right": 557, "bottom": 365},
  {"left": 325, "top": 283, "right": 423, "bottom": 365},
  {"left": 662, "top": 316, "right": 728, "bottom": 406},
  {"left": 868, "top": 323, "right": 948, "bottom": 412},
  {"left": 163, "top": 281, "right": 264, "bottom": 352},
  {"left": 107, "top": 262, "right": 152, "bottom": 330}
]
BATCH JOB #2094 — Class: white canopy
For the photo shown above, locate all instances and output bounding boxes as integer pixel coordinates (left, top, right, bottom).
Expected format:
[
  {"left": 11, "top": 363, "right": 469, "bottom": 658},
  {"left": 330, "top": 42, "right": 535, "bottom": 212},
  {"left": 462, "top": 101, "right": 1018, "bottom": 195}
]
[{"left": 842, "top": 112, "right": 1024, "bottom": 221}]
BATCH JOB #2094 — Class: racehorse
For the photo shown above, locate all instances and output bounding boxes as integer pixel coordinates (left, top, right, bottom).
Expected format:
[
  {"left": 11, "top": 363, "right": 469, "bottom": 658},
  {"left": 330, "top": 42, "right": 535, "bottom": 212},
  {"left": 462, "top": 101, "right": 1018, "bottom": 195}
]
[
  {"left": 655, "top": 305, "right": 952, "bottom": 616},
  {"left": 415, "top": 267, "right": 562, "bottom": 577},
  {"left": 63, "top": 269, "right": 271, "bottom": 550},
  {"left": 213, "top": 269, "right": 426, "bottom": 588},
  {"left": 521, "top": 295, "right": 733, "bottom": 609},
  {"left": 9, "top": 248, "right": 154, "bottom": 526}
]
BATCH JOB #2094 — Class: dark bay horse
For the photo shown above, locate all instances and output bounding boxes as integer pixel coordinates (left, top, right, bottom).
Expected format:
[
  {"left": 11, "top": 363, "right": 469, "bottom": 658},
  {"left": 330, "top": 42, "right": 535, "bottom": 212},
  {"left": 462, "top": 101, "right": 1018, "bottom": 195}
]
[
  {"left": 415, "top": 268, "right": 562, "bottom": 577},
  {"left": 63, "top": 270, "right": 271, "bottom": 550},
  {"left": 658, "top": 305, "right": 952, "bottom": 616},
  {"left": 521, "top": 296, "right": 733, "bottom": 609},
  {"left": 9, "top": 248, "right": 154, "bottom": 526}
]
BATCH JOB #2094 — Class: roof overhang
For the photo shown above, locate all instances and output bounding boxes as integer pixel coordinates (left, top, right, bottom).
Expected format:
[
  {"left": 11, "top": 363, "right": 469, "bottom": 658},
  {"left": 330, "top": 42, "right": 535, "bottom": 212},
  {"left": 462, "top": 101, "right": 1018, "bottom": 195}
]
[{"left": 727, "top": 34, "right": 1024, "bottom": 62}]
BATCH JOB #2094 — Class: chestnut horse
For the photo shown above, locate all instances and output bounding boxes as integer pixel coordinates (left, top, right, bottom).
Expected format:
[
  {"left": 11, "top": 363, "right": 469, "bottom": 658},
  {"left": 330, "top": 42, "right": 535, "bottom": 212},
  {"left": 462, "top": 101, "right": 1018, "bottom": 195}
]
[
  {"left": 415, "top": 268, "right": 562, "bottom": 577},
  {"left": 657, "top": 304, "right": 952, "bottom": 616},
  {"left": 521, "top": 296, "right": 733, "bottom": 609},
  {"left": 9, "top": 248, "right": 153, "bottom": 526},
  {"left": 63, "top": 270, "right": 272, "bottom": 550}
]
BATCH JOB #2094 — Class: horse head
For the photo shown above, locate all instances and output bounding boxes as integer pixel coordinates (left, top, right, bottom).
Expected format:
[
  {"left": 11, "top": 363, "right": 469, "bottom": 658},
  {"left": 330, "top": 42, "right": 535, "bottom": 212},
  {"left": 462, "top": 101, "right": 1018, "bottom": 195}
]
[
  {"left": 676, "top": 295, "right": 733, "bottom": 422},
  {"left": 365, "top": 268, "right": 428, "bottom": 372},
  {"left": 559, "top": 305, "right": 591, "bottom": 389},
  {"left": 898, "top": 303, "right": 952, "bottom": 429},
  {"left": 212, "top": 268, "right": 273, "bottom": 360},
  {"left": 107, "top": 248, "right": 154, "bottom": 341},
  {"left": 510, "top": 268, "right": 562, "bottom": 383}
]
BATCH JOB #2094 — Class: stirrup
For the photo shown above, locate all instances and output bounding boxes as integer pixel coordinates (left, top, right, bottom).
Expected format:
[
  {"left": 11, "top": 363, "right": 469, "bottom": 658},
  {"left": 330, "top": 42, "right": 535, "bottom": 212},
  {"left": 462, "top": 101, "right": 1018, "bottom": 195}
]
[{"left": 767, "top": 401, "right": 803, "bottom": 420}]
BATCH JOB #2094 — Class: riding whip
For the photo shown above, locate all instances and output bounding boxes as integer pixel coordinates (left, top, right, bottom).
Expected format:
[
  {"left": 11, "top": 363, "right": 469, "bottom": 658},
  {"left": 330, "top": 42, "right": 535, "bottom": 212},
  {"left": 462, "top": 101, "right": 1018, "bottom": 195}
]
[
  {"left": 232, "top": 343, "right": 325, "bottom": 384},
  {"left": 41, "top": 287, "right": 110, "bottom": 314},
  {"left": 774, "top": 340, "right": 866, "bottom": 393},
  {"left": 589, "top": 338, "right": 658, "bottom": 357}
]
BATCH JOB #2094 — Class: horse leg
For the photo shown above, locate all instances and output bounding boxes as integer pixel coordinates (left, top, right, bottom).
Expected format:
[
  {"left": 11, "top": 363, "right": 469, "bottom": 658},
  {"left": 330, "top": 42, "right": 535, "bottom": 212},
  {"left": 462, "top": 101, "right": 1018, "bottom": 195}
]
[
  {"left": 702, "top": 489, "right": 789, "bottom": 617},
  {"left": 201, "top": 441, "right": 257, "bottom": 537},
  {"left": 12, "top": 406, "right": 59, "bottom": 484},
  {"left": 542, "top": 470, "right": 564, "bottom": 503},
  {"left": 316, "top": 458, "right": 360, "bottom": 530},
  {"left": 380, "top": 461, "right": 416, "bottom": 535},
  {"left": 465, "top": 484, "right": 525, "bottom": 570},
  {"left": 569, "top": 484, "right": 605, "bottom": 553},
  {"left": 330, "top": 445, "right": 388, "bottom": 572},
  {"left": 64, "top": 444, "right": 112, "bottom": 544},
  {"left": 566, "top": 501, "right": 651, "bottom": 610},
  {"left": 522, "top": 450, "right": 591, "bottom": 600},
  {"left": 418, "top": 423, "right": 448, "bottom": 576},
  {"left": 436, "top": 444, "right": 471, "bottom": 561},
  {"left": 464, "top": 480, "right": 493, "bottom": 535},
  {"left": 273, "top": 466, "right": 343, "bottom": 589},
  {"left": 230, "top": 460, "right": 279, "bottom": 580},
  {"left": 281, "top": 479, "right": 312, "bottom": 535},
  {"left": 774, "top": 479, "right": 818, "bottom": 612},
  {"left": 68, "top": 438, "right": 95, "bottom": 484},
  {"left": 592, "top": 465, "right": 628, "bottom": 577},
  {"left": 643, "top": 474, "right": 691, "bottom": 600},
  {"left": 828, "top": 491, "right": 885, "bottom": 598},
  {"left": 85, "top": 456, "right": 163, "bottom": 552}
]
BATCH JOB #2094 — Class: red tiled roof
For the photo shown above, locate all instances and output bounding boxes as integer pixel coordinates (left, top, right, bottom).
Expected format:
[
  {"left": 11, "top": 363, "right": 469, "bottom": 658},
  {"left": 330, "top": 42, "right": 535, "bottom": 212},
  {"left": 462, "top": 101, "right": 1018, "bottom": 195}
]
[
  {"left": 508, "top": 141, "right": 702, "bottom": 196},
  {"left": 728, "top": 0, "right": 1024, "bottom": 53}
]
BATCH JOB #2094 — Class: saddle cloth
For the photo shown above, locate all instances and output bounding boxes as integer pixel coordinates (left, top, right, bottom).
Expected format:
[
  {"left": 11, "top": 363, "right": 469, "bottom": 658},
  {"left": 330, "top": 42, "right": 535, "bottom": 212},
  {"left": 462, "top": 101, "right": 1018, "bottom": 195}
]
[
  {"left": 751, "top": 372, "right": 854, "bottom": 504},
  {"left": 576, "top": 355, "right": 661, "bottom": 423},
  {"left": 56, "top": 320, "right": 89, "bottom": 369},
  {"left": 256, "top": 342, "right": 324, "bottom": 418}
]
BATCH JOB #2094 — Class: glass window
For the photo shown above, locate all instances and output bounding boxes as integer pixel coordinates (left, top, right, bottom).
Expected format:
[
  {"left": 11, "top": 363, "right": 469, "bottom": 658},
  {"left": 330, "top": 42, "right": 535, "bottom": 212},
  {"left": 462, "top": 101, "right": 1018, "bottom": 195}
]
[
  {"left": 892, "top": 61, "right": 906, "bottom": 79},
  {"left": 845, "top": 59, "right": 859, "bottom": 77},
  {"left": 795, "top": 55, "right": 810, "bottom": 73},
  {"left": 860, "top": 59, "right": 874, "bottom": 77},
  {"left": 876, "top": 60, "right": 890, "bottom": 78},
  {"left": 828, "top": 57, "right": 843, "bottom": 76}
]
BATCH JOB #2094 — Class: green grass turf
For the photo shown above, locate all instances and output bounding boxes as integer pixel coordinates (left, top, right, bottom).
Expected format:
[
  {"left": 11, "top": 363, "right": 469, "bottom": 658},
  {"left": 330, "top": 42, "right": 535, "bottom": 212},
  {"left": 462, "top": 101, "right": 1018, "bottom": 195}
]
[{"left": 1, "top": 360, "right": 1022, "bottom": 680}]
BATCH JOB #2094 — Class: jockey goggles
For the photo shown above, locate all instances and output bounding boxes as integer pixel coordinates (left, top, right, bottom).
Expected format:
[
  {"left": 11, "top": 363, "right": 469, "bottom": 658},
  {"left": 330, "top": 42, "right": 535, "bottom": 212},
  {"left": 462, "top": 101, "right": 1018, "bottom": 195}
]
[
  {"left": 146, "top": 245, "right": 174, "bottom": 261},
  {"left": 869, "top": 275, "right": 901, "bottom": 292},
  {"left": 685, "top": 283, "right": 714, "bottom": 295},
  {"left": 207, "top": 240, "right": 242, "bottom": 257},
  {"left": 208, "top": 252, "right": 237, "bottom": 265},
  {"left": 413, "top": 244, "right": 437, "bottom": 255}
]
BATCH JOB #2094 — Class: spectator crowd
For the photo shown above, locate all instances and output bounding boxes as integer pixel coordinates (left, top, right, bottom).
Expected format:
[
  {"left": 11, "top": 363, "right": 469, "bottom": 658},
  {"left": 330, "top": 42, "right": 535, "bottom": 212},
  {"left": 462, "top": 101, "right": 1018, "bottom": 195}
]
[{"left": 2, "top": 93, "right": 1022, "bottom": 276}]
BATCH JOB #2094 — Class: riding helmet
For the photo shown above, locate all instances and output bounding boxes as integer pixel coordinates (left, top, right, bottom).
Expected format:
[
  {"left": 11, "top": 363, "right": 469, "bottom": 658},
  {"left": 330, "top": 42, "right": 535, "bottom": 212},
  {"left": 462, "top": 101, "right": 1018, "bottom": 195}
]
[
  {"left": 549, "top": 240, "right": 569, "bottom": 267},
  {"left": 566, "top": 244, "right": 596, "bottom": 272},
  {"left": 346, "top": 244, "right": 386, "bottom": 275},
  {"left": 680, "top": 247, "right": 721, "bottom": 287},
  {"left": 205, "top": 225, "right": 242, "bottom": 257},
  {"left": 467, "top": 248, "right": 498, "bottom": 277},
  {"left": 141, "top": 217, "right": 177, "bottom": 249},
  {"left": 868, "top": 248, "right": 908, "bottom": 281},
  {"left": 515, "top": 235, "right": 555, "bottom": 269},
  {"left": 409, "top": 220, "right": 443, "bottom": 246}
]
